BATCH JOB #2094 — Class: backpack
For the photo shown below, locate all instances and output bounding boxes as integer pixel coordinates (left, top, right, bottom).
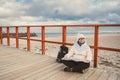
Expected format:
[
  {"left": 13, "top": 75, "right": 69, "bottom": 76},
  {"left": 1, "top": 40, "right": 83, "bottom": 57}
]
[{"left": 56, "top": 45, "right": 68, "bottom": 63}]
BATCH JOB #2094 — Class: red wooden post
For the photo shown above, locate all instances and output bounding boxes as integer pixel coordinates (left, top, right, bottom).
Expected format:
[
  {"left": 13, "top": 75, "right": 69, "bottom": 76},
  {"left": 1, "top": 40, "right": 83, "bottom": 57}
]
[
  {"left": 16, "top": 27, "right": 19, "bottom": 48},
  {"left": 0, "top": 27, "right": 2, "bottom": 44},
  {"left": 27, "top": 26, "right": 30, "bottom": 51},
  {"left": 62, "top": 26, "right": 66, "bottom": 45},
  {"left": 41, "top": 26, "right": 45, "bottom": 55},
  {"left": 94, "top": 25, "right": 99, "bottom": 68},
  {"left": 7, "top": 27, "right": 10, "bottom": 46}
]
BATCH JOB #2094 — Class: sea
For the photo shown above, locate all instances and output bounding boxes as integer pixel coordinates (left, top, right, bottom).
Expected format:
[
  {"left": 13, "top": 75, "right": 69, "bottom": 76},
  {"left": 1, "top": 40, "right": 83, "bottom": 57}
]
[
  {"left": 35, "top": 27, "right": 120, "bottom": 37},
  {"left": 2, "top": 27, "right": 120, "bottom": 37},
  {"left": 36, "top": 32, "right": 120, "bottom": 37}
]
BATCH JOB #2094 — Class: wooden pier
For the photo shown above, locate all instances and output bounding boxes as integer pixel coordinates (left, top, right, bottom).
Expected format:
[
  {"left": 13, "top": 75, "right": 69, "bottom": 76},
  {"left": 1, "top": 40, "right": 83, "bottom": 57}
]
[
  {"left": 0, "top": 45, "right": 119, "bottom": 80},
  {"left": 0, "top": 24, "right": 120, "bottom": 68}
]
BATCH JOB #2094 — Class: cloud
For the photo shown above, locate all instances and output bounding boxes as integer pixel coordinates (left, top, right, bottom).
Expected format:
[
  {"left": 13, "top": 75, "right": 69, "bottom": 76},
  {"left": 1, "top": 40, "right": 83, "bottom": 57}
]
[
  {"left": 25, "top": 0, "right": 120, "bottom": 18},
  {"left": 0, "top": 0, "right": 120, "bottom": 25}
]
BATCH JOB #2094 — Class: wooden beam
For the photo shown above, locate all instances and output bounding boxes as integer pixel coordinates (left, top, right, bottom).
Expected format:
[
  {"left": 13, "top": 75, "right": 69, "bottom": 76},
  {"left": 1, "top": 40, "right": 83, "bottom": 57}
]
[
  {"left": 94, "top": 25, "right": 99, "bottom": 68},
  {"left": 62, "top": 26, "right": 66, "bottom": 45},
  {"left": 7, "top": 27, "right": 10, "bottom": 46},
  {"left": 41, "top": 26, "right": 45, "bottom": 55},
  {"left": 16, "top": 27, "right": 19, "bottom": 48},
  {"left": 27, "top": 26, "right": 30, "bottom": 51},
  {"left": 0, "top": 27, "right": 2, "bottom": 44}
]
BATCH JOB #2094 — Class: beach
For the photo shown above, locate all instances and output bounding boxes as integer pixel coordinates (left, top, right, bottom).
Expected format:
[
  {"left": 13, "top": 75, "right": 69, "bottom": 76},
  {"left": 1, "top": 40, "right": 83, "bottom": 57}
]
[{"left": 2, "top": 34, "right": 120, "bottom": 74}]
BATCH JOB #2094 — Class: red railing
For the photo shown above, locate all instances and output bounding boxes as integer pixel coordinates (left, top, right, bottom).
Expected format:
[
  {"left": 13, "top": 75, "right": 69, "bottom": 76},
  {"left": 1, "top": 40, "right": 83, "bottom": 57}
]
[{"left": 0, "top": 24, "right": 120, "bottom": 68}]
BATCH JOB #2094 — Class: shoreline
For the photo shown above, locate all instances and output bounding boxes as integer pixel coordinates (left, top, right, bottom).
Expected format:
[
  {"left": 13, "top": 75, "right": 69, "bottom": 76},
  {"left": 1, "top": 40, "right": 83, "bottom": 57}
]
[{"left": 36, "top": 33, "right": 120, "bottom": 38}]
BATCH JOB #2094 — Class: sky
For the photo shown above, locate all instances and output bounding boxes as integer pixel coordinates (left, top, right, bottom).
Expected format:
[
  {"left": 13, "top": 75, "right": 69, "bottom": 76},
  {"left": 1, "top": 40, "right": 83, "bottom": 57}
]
[{"left": 0, "top": 0, "right": 120, "bottom": 26}]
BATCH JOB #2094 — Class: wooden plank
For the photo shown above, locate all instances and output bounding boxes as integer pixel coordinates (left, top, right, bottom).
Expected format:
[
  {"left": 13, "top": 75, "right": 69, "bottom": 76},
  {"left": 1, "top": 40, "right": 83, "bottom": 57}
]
[
  {"left": 0, "top": 53, "right": 46, "bottom": 63},
  {"left": 0, "top": 45, "right": 118, "bottom": 80},
  {"left": 35, "top": 65, "right": 67, "bottom": 80},
  {"left": 97, "top": 70, "right": 109, "bottom": 80},
  {"left": 2, "top": 61, "right": 55, "bottom": 80},
  {"left": 0, "top": 56, "right": 52, "bottom": 76},
  {"left": 0, "top": 58, "right": 55, "bottom": 80},
  {"left": 76, "top": 68, "right": 96, "bottom": 80},
  {"left": 108, "top": 72, "right": 118, "bottom": 80},
  {"left": 21, "top": 63, "right": 63, "bottom": 80},
  {"left": 98, "top": 72, "right": 109, "bottom": 80},
  {"left": 44, "top": 67, "right": 74, "bottom": 80},
  {"left": 117, "top": 74, "right": 120, "bottom": 80},
  {"left": 0, "top": 57, "right": 47, "bottom": 73},
  {"left": 0, "top": 47, "right": 51, "bottom": 72},
  {"left": 15, "top": 63, "right": 62, "bottom": 80},
  {"left": 0, "top": 54, "right": 46, "bottom": 68},
  {"left": 86, "top": 69, "right": 102, "bottom": 80}
]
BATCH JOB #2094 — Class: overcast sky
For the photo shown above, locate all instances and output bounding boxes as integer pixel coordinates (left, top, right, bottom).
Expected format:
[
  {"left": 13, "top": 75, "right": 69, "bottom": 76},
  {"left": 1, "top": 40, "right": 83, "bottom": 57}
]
[{"left": 0, "top": 0, "right": 120, "bottom": 26}]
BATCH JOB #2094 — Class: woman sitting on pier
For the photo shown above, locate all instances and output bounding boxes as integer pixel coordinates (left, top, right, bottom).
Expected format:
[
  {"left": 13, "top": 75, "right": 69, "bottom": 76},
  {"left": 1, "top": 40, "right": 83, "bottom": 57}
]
[{"left": 62, "top": 34, "right": 92, "bottom": 73}]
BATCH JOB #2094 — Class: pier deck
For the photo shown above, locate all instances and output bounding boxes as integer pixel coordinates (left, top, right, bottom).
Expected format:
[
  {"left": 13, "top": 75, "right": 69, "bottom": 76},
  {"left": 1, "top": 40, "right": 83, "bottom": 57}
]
[{"left": 0, "top": 45, "right": 119, "bottom": 80}]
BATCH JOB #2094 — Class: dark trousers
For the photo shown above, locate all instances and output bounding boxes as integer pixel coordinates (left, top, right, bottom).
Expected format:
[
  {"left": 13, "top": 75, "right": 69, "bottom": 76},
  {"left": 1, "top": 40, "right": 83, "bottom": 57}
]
[{"left": 62, "top": 60, "right": 90, "bottom": 72}]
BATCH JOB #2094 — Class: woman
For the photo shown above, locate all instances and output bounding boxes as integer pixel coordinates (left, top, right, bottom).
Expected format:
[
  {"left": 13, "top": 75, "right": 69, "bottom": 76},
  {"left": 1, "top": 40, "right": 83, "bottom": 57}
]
[{"left": 62, "top": 33, "right": 92, "bottom": 73}]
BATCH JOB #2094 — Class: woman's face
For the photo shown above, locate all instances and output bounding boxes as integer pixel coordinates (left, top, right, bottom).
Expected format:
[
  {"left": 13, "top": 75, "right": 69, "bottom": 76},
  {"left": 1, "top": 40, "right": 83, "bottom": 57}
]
[{"left": 78, "top": 38, "right": 85, "bottom": 43}]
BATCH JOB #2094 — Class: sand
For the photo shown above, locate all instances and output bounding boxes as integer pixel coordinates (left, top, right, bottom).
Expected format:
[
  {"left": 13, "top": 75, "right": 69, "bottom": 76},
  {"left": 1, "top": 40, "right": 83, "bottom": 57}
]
[{"left": 2, "top": 34, "right": 120, "bottom": 74}]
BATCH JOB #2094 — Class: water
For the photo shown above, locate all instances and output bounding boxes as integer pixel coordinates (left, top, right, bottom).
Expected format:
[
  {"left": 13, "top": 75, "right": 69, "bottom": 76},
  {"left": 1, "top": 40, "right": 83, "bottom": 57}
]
[
  {"left": 2, "top": 27, "right": 120, "bottom": 37},
  {"left": 25, "top": 27, "right": 120, "bottom": 37},
  {"left": 25, "top": 27, "right": 117, "bottom": 37},
  {"left": 36, "top": 31, "right": 120, "bottom": 37}
]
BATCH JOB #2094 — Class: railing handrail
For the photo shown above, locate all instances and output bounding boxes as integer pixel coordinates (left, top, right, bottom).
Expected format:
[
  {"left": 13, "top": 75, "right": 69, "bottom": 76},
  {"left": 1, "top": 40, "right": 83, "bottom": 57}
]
[
  {"left": 0, "top": 24, "right": 120, "bottom": 68},
  {"left": 0, "top": 24, "right": 120, "bottom": 27}
]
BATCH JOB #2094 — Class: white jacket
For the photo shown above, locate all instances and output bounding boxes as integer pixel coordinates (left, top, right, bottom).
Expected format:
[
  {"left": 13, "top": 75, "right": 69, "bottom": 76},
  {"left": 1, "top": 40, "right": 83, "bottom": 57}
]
[{"left": 63, "top": 34, "right": 92, "bottom": 63}]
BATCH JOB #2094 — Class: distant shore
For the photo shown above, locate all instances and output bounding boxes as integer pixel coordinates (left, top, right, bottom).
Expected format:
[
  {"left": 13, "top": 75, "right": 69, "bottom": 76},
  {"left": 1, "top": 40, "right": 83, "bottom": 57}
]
[{"left": 2, "top": 33, "right": 37, "bottom": 38}]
